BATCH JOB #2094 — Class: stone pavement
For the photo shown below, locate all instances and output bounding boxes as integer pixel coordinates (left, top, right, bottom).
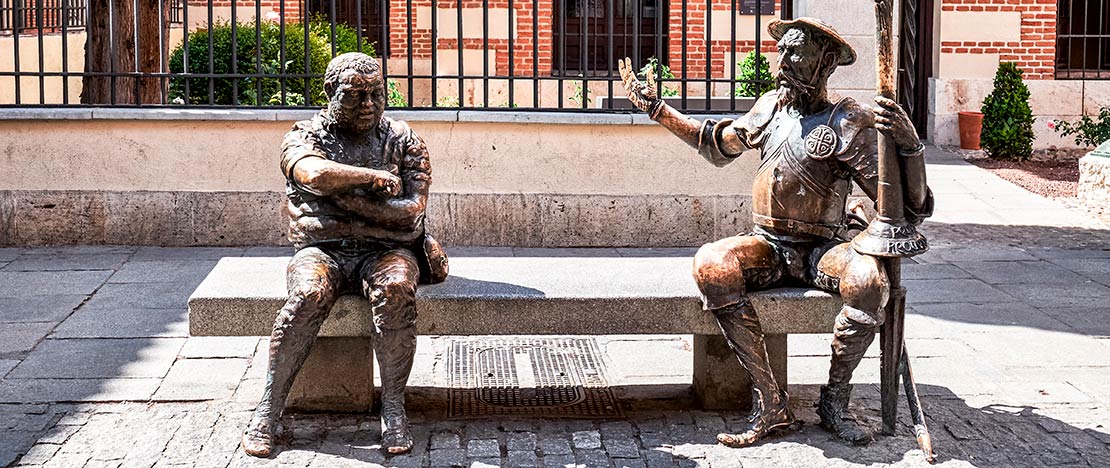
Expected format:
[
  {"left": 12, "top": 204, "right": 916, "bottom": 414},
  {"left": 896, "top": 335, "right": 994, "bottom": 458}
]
[{"left": 1, "top": 146, "right": 1109, "bottom": 468}]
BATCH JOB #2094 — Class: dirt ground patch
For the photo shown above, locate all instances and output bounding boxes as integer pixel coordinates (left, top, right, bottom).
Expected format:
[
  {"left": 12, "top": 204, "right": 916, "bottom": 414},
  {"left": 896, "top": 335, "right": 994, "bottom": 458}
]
[{"left": 966, "top": 156, "right": 1080, "bottom": 198}]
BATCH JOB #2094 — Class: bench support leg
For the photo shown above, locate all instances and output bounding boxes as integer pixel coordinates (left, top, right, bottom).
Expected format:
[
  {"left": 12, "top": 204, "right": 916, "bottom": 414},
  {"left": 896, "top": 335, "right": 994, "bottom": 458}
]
[
  {"left": 693, "top": 334, "right": 787, "bottom": 410},
  {"left": 288, "top": 337, "right": 375, "bottom": 412}
]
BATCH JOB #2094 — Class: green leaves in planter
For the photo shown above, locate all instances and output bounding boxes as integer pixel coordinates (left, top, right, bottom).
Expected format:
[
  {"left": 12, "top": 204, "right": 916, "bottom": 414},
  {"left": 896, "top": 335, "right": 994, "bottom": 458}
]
[
  {"left": 734, "top": 51, "right": 773, "bottom": 97},
  {"left": 980, "top": 62, "right": 1034, "bottom": 160},
  {"left": 168, "top": 15, "right": 375, "bottom": 107}
]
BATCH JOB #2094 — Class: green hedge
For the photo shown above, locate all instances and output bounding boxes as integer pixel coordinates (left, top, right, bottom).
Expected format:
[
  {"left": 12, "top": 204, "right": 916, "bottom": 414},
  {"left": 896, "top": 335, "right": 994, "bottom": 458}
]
[{"left": 168, "top": 17, "right": 374, "bottom": 106}]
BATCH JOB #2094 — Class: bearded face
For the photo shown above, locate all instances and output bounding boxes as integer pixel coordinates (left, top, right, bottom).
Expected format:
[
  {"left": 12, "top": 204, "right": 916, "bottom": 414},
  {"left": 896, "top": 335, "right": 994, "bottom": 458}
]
[
  {"left": 326, "top": 69, "right": 387, "bottom": 133},
  {"left": 774, "top": 28, "right": 835, "bottom": 108}
]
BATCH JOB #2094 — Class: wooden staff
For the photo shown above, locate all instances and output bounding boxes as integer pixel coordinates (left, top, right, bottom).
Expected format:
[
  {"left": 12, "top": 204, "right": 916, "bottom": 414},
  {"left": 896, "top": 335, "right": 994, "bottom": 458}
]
[{"left": 852, "top": 0, "right": 935, "bottom": 463}]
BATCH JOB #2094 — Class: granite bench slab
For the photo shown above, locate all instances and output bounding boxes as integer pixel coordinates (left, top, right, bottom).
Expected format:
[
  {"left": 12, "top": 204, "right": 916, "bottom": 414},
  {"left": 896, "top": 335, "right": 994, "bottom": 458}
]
[
  {"left": 188, "top": 255, "right": 843, "bottom": 337},
  {"left": 187, "top": 253, "right": 845, "bottom": 411}
]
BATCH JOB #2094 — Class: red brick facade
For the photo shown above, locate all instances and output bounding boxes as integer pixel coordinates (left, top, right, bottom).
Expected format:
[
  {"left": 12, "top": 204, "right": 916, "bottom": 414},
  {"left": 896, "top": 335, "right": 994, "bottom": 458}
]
[
  {"left": 387, "top": 0, "right": 554, "bottom": 75},
  {"left": 187, "top": 0, "right": 305, "bottom": 22},
  {"left": 939, "top": 0, "right": 1057, "bottom": 79},
  {"left": 666, "top": 0, "right": 780, "bottom": 79}
]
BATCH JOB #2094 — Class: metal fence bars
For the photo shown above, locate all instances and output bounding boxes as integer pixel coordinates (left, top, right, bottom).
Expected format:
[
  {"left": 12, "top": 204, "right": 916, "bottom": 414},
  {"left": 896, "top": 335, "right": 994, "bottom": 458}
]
[{"left": 0, "top": 0, "right": 789, "bottom": 111}]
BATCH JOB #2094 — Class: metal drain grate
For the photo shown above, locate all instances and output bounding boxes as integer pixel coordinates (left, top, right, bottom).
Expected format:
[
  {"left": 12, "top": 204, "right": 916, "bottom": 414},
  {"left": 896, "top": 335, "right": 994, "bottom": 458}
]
[{"left": 446, "top": 337, "right": 623, "bottom": 418}]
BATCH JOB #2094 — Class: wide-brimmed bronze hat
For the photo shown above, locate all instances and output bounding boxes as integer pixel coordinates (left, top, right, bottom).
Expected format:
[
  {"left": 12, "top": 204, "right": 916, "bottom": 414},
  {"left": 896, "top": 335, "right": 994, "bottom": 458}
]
[{"left": 768, "top": 17, "right": 856, "bottom": 66}]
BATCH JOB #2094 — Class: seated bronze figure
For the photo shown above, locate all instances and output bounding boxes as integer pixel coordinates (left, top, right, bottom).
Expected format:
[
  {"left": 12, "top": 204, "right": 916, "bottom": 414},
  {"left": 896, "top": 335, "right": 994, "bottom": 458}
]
[
  {"left": 619, "top": 17, "right": 933, "bottom": 446},
  {"left": 242, "top": 52, "right": 448, "bottom": 457}
]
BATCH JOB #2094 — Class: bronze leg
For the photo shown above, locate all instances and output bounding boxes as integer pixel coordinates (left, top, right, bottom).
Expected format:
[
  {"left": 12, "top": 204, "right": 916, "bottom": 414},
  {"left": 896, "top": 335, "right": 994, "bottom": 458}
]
[
  {"left": 815, "top": 243, "right": 889, "bottom": 445},
  {"left": 711, "top": 301, "right": 795, "bottom": 446},
  {"left": 244, "top": 248, "right": 342, "bottom": 457},
  {"left": 693, "top": 236, "right": 795, "bottom": 447},
  {"left": 361, "top": 249, "right": 420, "bottom": 454}
]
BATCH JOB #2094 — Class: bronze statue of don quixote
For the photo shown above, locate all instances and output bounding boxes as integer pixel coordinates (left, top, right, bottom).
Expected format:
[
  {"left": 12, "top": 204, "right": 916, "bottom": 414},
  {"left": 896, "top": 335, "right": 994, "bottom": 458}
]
[{"left": 617, "top": 0, "right": 936, "bottom": 461}]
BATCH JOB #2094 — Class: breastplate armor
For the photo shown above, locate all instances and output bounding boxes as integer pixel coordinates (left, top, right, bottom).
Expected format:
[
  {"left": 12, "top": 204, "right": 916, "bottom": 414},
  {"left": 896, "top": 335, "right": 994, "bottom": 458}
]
[{"left": 751, "top": 104, "right": 853, "bottom": 239}]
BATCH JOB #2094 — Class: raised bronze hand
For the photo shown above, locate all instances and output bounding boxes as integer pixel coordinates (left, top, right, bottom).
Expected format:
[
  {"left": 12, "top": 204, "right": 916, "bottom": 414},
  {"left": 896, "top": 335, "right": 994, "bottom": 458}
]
[{"left": 618, "top": 57, "right": 664, "bottom": 118}]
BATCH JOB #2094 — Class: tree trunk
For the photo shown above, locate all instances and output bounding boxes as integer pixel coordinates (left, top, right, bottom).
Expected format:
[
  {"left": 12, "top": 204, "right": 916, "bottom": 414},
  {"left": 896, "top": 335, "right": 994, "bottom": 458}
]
[{"left": 81, "top": 0, "right": 171, "bottom": 104}]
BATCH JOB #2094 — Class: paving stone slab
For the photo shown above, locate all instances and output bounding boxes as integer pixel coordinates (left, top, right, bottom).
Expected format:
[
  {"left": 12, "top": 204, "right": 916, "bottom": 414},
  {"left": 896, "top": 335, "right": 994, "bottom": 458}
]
[
  {"left": 995, "top": 282, "right": 1110, "bottom": 308},
  {"left": 1, "top": 253, "right": 129, "bottom": 272},
  {"left": 178, "top": 336, "right": 260, "bottom": 359},
  {"left": 0, "top": 295, "right": 88, "bottom": 323},
  {"left": 954, "top": 260, "right": 1089, "bottom": 285},
  {"left": 7, "top": 338, "right": 185, "bottom": 379},
  {"left": 51, "top": 308, "right": 189, "bottom": 338},
  {"left": 242, "top": 246, "right": 297, "bottom": 257},
  {"left": 0, "top": 359, "right": 18, "bottom": 378},
  {"left": 930, "top": 246, "right": 1041, "bottom": 263},
  {"left": 80, "top": 282, "right": 197, "bottom": 311},
  {"left": 152, "top": 358, "right": 250, "bottom": 401},
  {"left": 903, "top": 278, "right": 1015, "bottom": 304},
  {"left": 0, "top": 248, "right": 22, "bottom": 262},
  {"left": 0, "top": 271, "right": 111, "bottom": 298},
  {"left": 129, "top": 247, "right": 246, "bottom": 262},
  {"left": 907, "top": 302, "right": 1073, "bottom": 334},
  {"left": 1041, "top": 306, "right": 1110, "bottom": 335},
  {"left": 18, "top": 246, "right": 135, "bottom": 256},
  {"left": 0, "top": 322, "right": 56, "bottom": 356},
  {"left": 108, "top": 260, "right": 218, "bottom": 285},
  {"left": 0, "top": 378, "right": 161, "bottom": 403},
  {"left": 1048, "top": 258, "right": 1110, "bottom": 286},
  {"left": 901, "top": 263, "right": 972, "bottom": 280}
]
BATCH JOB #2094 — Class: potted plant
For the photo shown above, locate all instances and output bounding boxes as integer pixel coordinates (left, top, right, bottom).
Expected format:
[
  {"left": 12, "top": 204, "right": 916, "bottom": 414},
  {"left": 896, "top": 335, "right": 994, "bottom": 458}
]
[{"left": 979, "top": 62, "right": 1034, "bottom": 160}]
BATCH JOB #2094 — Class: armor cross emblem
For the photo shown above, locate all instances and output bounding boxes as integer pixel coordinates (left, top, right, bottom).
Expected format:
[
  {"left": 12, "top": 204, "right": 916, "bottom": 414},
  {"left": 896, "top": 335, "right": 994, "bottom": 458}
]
[{"left": 805, "top": 125, "right": 838, "bottom": 159}]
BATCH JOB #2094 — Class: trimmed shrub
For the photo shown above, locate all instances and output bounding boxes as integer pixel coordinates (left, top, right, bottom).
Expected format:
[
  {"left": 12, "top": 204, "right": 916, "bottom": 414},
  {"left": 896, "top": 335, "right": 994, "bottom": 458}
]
[
  {"left": 980, "top": 62, "right": 1034, "bottom": 160},
  {"left": 168, "top": 17, "right": 374, "bottom": 106},
  {"left": 734, "top": 51, "right": 773, "bottom": 97}
]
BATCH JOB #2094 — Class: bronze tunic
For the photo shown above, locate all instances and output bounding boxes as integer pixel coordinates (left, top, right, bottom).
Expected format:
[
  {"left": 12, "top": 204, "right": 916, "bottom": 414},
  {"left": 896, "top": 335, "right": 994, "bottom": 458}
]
[{"left": 700, "top": 90, "right": 884, "bottom": 240}]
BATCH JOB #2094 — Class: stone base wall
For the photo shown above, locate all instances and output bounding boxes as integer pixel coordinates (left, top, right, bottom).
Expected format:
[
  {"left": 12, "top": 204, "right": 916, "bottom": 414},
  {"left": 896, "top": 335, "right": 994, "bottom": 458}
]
[
  {"left": 929, "top": 77, "right": 1110, "bottom": 153},
  {"left": 0, "top": 190, "right": 755, "bottom": 247},
  {"left": 1078, "top": 155, "right": 1109, "bottom": 215}
]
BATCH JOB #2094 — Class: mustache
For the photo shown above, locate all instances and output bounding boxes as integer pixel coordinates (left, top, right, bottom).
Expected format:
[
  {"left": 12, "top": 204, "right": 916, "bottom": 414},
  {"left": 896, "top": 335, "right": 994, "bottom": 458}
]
[{"left": 776, "top": 70, "right": 816, "bottom": 93}]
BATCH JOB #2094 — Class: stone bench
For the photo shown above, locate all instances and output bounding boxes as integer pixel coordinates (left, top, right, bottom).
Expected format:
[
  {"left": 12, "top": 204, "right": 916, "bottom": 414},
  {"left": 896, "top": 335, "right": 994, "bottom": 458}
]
[{"left": 188, "top": 252, "right": 843, "bottom": 411}]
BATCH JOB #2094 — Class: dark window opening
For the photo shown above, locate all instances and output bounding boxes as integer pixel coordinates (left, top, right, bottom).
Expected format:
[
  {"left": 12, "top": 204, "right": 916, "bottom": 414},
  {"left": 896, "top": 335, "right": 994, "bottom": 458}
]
[
  {"left": 1056, "top": 0, "right": 1110, "bottom": 79},
  {"left": 555, "top": 0, "right": 667, "bottom": 75},
  {"left": 308, "top": 0, "right": 388, "bottom": 57}
]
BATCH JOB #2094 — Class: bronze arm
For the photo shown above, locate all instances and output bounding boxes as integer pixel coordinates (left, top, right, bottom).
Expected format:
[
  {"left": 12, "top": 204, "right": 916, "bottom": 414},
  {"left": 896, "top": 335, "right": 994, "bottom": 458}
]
[
  {"left": 291, "top": 156, "right": 401, "bottom": 197},
  {"left": 618, "top": 58, "right": 750, "bottom": 158}
]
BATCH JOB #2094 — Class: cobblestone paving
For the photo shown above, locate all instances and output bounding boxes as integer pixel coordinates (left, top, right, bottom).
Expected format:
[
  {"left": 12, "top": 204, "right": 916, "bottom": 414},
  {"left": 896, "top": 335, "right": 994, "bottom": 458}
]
[{"left": 3, "top": 150, "right": 1110, "bottom": 467}]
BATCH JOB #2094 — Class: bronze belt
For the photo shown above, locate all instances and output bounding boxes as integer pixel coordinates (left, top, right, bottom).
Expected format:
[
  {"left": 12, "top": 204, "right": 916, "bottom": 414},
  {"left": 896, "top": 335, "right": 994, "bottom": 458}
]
[{"left": 752, "top": 213, "right": 841, "bottom": 239}]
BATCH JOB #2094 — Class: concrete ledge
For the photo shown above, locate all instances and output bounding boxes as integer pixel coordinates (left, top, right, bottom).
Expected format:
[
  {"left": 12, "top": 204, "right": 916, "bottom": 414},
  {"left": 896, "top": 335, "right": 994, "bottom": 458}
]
[
  {"left": 188, "top": 256, "right": 843, "bottom": 337},
  {"left": 0, "top": 107, "right": 724, "bottom": 125}
]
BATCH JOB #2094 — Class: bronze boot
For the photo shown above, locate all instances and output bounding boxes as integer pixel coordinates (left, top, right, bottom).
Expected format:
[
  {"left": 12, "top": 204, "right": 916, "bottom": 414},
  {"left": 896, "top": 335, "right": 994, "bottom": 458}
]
[
  {"left": 711, "top": 302, "right": 798, "bottom": 447},
  {"left": 818, "top": 314, "right": 877, "bottom": 445},
  {"left": 816, "top": 384, "right": 872, "bottom": 445}
]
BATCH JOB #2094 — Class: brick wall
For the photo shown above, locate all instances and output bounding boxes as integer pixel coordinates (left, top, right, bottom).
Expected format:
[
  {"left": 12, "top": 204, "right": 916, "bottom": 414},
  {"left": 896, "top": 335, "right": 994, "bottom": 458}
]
[
  {"left": 666, "top": 0, "right": 779, "bottom": 79},
  {"left": 187, "top": 0, "right": 304, "bottom": 22},
  {"left": 388, "top": 0, "right": 553, "bottom": 76},
  {"left": 938, "top": 0, "right": 1056, "bottom": 80}
]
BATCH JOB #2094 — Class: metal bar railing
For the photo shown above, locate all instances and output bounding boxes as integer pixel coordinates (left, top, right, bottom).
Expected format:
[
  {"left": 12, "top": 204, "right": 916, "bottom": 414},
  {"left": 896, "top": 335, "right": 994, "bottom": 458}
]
[{"left": 1, "top": 0, "right": 799, "bottom": 111}]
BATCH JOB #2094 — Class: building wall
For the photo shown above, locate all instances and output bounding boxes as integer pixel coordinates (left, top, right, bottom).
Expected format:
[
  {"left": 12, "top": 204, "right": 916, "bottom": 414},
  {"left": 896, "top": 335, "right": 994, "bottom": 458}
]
[
  {"left": 0, "top": 112, "right": 761, "bottom": 246},
  {"left": 930, "top": 0, "right": 1105, "bottom": 150}
]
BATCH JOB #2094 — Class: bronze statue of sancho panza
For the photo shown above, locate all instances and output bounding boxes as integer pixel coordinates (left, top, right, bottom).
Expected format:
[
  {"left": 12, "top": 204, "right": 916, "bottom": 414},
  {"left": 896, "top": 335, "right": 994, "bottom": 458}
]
[
  {"left": 619, "top": 17, "right": 932, "bottom": 446},
  {"left": 241, "top": 52, "right": 448, "bottom": 457}
]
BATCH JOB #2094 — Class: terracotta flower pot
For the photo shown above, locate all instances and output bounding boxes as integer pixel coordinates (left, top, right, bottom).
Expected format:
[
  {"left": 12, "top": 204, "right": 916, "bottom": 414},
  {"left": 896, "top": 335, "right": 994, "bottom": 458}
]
[{"left": 958, "top": 111, "right": 984, "bottom": 150}]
